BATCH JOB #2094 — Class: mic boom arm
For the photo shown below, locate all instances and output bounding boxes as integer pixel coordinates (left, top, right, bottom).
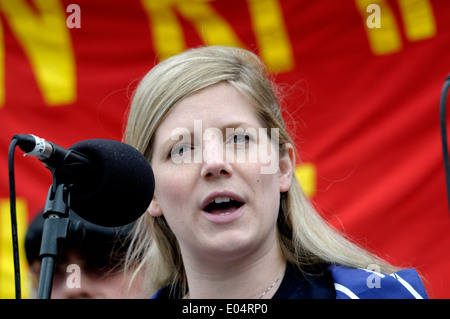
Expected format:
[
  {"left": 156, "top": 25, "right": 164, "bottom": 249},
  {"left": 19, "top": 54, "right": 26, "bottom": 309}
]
[{"left": 12, "top": 134, "right": 89, "bottom": 299}]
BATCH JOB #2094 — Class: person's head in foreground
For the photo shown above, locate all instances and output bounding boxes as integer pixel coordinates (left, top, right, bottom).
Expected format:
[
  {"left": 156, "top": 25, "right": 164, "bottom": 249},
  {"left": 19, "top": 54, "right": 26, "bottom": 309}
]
[
  {"left": 25, "top": 210, "right": 149, "bottom": 299},
  {"left": 124, "top": 45, "right": 428, "bottom": 299}
]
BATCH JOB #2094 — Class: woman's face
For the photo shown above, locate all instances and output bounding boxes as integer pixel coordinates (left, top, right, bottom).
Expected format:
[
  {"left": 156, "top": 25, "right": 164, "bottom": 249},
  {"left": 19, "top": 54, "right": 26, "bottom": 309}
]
[{"left": 149, "top": 83, "right": 294, "bottom": 264}]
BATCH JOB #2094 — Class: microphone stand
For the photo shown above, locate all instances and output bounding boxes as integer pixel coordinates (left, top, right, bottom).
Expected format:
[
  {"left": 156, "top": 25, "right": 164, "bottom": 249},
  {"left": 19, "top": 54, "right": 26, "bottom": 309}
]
[{"left": 37, "top": 181, "right": 85, "bottom": 299}]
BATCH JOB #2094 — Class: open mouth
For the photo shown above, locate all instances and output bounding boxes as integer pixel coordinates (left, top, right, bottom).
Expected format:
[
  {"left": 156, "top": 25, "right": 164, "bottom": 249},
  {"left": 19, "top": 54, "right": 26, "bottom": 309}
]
[{"left": 203, "top": 196, "right": 245, "bottom": 216}]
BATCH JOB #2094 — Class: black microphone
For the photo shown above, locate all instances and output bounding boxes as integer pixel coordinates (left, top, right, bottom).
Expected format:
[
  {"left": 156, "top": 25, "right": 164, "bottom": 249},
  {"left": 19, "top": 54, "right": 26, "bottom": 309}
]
[
  {"left": 15, "top": 134, "right": 154, "bottom": 227},
  {"left": 15, "top": 134, "right": 92, "bottom": 184}
]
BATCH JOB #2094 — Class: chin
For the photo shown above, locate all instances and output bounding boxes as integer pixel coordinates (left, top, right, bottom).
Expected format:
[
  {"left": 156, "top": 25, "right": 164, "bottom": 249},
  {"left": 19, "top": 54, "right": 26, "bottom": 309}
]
[{"left": 199, "top": 233, "right": 257, "bottom": 261}]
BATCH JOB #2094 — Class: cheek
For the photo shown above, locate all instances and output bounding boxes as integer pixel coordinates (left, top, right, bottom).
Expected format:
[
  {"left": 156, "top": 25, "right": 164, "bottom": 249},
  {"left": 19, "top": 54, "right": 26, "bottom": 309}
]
[
  {"left": 254, "top": 171, "right": 281, "bottom": 212},
  {"left": 251, "top": 133, "right": 280, "bottom": 175},
  {"left": 154, "top": 167, "right": 194, "bottom": 215}
]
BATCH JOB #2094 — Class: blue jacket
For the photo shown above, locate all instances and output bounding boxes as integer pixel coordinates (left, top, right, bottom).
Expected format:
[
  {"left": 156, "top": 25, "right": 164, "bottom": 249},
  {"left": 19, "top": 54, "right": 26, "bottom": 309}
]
[
  {"left": 151, "top": 263, "right": 428, "bottom": 299},
  {"left": 329, "top": 265, "right": 428, "bottom": 299}
]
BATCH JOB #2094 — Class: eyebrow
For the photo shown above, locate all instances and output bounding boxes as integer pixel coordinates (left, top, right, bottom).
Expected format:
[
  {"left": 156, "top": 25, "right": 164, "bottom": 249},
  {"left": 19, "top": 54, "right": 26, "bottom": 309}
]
[{"left": 164, "top": 121, "right": 256, "bottom": 143}]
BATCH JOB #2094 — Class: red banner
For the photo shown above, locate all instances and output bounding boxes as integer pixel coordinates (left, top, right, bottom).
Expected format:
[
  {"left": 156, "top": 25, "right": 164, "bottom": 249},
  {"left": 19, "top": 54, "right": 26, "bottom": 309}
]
[{"left": 0, "top": 0, "right": 449, "bottom": 298}]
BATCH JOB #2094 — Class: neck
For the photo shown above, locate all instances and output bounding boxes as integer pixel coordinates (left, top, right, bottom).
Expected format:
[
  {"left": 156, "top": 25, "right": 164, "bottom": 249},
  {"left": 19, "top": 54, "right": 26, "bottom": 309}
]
[{"left": 182, "top": 242, "right": 286, "bottom": 299}]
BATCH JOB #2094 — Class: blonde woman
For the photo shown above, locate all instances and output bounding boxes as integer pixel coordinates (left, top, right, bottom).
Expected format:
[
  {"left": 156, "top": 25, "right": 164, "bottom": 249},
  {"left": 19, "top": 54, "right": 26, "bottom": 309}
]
[{"left": 124, "top": 46, "right": 428, "bottom": 299}]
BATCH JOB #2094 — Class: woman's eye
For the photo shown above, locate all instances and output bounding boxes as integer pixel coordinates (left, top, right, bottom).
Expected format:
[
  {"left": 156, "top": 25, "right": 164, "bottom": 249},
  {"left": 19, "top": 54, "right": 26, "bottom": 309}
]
[
  {"left": 170, "top": 145, "right": 191, "bottom": 157},
  {"left": 233, "top": 134, "right": 250, "bottom": 144}
]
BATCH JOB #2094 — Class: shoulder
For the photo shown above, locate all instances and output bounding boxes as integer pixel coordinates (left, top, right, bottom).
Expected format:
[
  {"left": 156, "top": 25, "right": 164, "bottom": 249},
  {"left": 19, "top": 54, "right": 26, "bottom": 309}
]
[
  {"left": 150, "top": 285, "right": 176, "bottom": 299},
  {"left": 328, "top": 265, "right": 428, "bottom": 299}
]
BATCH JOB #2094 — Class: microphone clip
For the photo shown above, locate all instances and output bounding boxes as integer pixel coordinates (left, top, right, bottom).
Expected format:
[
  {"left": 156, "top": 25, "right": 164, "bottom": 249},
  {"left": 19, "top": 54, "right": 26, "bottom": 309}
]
[{"left": 37, "top": 179, "right": 85, "bottom": 299}]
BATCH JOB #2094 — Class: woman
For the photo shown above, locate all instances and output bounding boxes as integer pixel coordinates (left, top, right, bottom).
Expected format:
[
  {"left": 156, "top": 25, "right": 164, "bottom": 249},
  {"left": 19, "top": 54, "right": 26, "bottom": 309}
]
[{"left": 124, "top": 46, "right": 428, "bottom": 299}]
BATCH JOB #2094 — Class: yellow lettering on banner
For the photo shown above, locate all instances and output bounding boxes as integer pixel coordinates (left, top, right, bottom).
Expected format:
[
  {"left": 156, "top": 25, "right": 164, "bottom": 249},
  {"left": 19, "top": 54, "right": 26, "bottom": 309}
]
[
  {"left": 0, "top": 198, "right": 30, "bottom": 299},
  {"left": 247, "top": 0, "right": 294, "bottom": 72},
  {"left": 397, "top": 0, "right": 436, "bottom": 41},
  {"left": 0, "top": 22, "right": 4, "bottom": 106},
  {"left": 176, "top": 0, "right": 244, "bottom": 48},
  {"left": 141, "top": 0, "right": 186, "bottom": 59},
  {"left": 0, "top": 0, "right": 76, "bottom": 106},
  {"left": 355, "top": 0, "right": 437, "bottom": 55},
  {"left": 294, "top": 163, "right": 316, "bottom": 197},
  {"left": 142, "top": 0, "right": 243, "bottom": 60},
  {"left": 141, "top": 0, "right": 294, "bottom": 72},
  {"left": 355, "top": 0, "right": 402, "bottom": 55}
]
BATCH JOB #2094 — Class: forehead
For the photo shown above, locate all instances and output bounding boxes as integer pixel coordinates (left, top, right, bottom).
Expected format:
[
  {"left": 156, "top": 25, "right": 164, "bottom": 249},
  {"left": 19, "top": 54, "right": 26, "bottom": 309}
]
[{"left": 155, "top": 83, "right": 261, "bottom": 135}]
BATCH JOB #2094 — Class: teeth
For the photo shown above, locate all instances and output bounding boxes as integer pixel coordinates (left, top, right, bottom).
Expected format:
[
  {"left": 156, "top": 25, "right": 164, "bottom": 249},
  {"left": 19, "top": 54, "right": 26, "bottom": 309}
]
[
  {"left": 219, "top": 212, "right": 231, "bottom": 215},
  {"left": 211, "top": 197, "right": 231, "bottom": 204}
]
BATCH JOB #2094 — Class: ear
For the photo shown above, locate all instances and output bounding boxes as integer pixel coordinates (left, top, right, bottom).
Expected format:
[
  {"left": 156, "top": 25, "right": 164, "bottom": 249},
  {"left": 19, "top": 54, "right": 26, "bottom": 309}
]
[
  {"left": 279, "top": 143, "right": 295, "bottom": 193},
  {"left": 147, "top": 195, "right": 163, "bottom": 217}
]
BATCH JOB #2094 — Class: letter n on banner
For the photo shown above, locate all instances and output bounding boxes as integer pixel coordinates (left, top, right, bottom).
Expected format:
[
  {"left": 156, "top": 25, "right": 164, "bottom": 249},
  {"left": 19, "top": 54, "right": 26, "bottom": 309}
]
[
  {"left": 0, "top": 198, "right": 30, "bottom": 299},
  {"left": 0, "top": 0, "right": 76, "bottom": 106}
]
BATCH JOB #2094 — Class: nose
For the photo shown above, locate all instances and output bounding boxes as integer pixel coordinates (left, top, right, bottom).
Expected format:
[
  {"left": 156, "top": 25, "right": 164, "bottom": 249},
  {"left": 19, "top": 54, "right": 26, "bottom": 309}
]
[
  {"left": 200, "top": 133, "right": 233, "bottom": 179},
  {"left": 201, "top": 161, "right": 232, "bottom": 179}
]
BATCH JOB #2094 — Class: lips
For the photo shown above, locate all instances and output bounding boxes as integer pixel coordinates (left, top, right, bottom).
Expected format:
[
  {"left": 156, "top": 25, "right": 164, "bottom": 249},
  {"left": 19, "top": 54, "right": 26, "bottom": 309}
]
[{"left": 201, "top": 192, "right": 245, "bottom": 216}]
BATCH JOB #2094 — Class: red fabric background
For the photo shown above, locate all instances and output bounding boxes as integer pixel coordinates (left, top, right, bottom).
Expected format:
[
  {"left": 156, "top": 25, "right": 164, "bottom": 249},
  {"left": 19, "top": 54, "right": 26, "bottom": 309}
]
[{"left": 0, "top": 0, "right": 449, "bottom": 298}]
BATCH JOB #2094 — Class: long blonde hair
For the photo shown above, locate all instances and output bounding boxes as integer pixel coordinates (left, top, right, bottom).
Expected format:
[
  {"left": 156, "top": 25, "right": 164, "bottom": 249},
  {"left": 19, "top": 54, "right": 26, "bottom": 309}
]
[{"left": 124, "top": 46, "right": 398, "bottom": 296}]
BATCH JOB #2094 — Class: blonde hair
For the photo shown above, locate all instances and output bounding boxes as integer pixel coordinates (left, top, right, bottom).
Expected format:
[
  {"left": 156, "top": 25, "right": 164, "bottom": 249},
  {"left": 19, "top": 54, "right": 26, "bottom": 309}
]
[{"left": 124, "top": 46, "right": 398, "bottom": 296}]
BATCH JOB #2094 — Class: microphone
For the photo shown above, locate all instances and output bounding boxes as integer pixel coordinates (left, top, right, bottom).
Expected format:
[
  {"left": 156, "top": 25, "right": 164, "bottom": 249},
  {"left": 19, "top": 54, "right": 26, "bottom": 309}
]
[{"left": 15, "top": 134, "right": 154, "bottom": 227}]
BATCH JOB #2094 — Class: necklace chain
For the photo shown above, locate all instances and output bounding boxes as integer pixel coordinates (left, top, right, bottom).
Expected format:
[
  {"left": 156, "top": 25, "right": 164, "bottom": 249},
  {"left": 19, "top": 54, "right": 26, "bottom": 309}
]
[
  {"left": 258, "top": 270, "right": 285, "bottom": 299},
  {"left": 183, "top": 270, "right": 285, "bottom": 299}
]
